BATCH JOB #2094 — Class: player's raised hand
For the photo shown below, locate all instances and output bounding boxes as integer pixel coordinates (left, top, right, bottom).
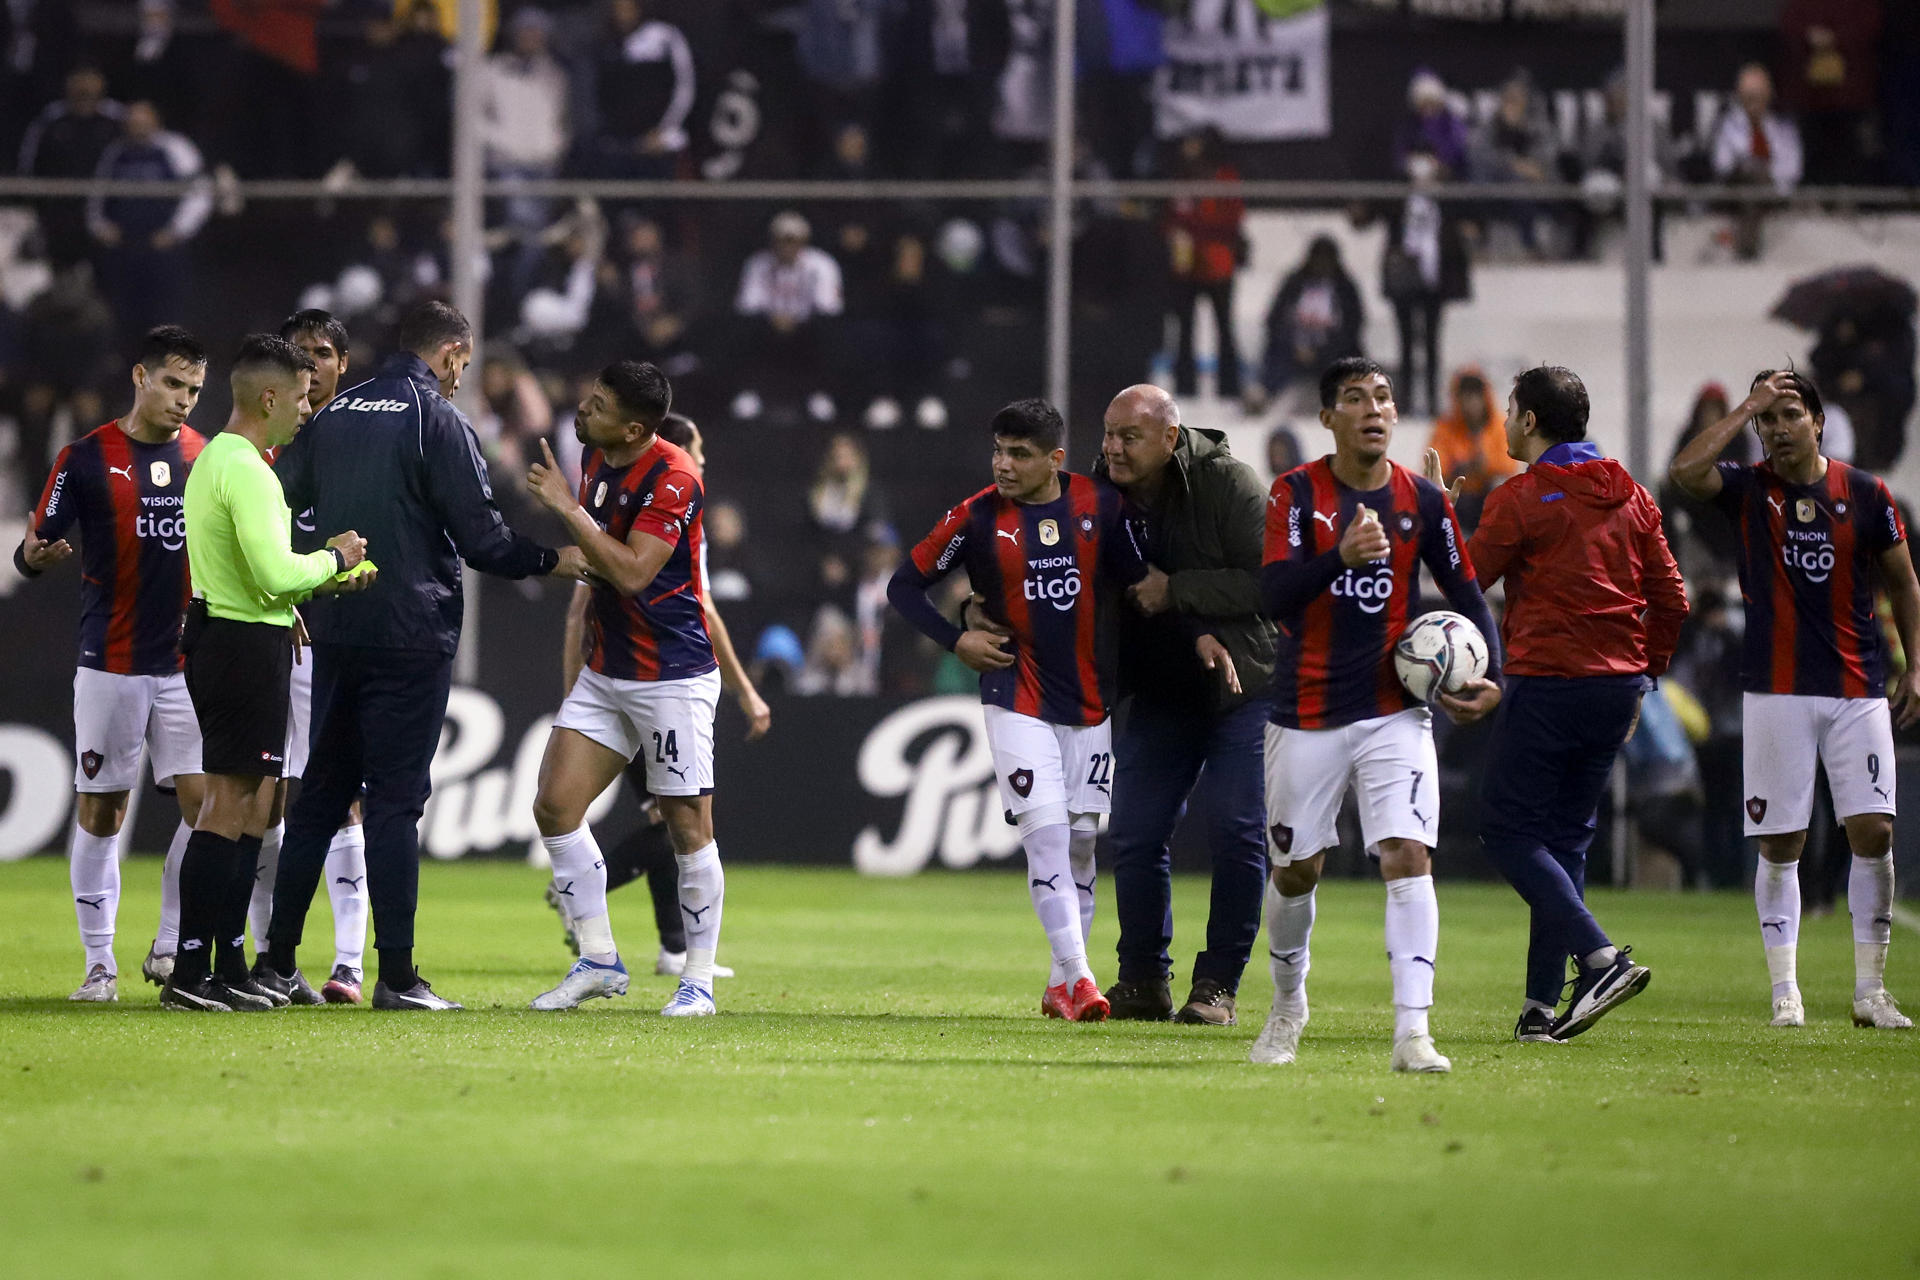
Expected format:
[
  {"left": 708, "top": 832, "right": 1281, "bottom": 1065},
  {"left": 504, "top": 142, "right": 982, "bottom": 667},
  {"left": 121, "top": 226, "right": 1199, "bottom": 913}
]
[
  {"left": 1340, "top": 504, "right": 1391, "bottom": 567},
  {"left": 1744, "top": 370, "right": 1799, "bottom": 418},
  {"left": 528, "top": 439, "right": 579, "bottom": 514},
  {"left": 1128, "top": 565, "right": 1173, "bottom": 615},
  {"left": 326, "top": 529, "right": 367, "bottom": 569},
  {"left": 955, "top": 628, "right": 1015, "bottom": 673},
  {"left": 19, "top": 528, "right": 74, "bottom": 572},
  {"left": 1893, "top": 668, "right": 1920, "bottom": 729},
  {"left": 1438, "top": 677, "right": 1502, "bottom": 724},
  {"left": 1195, "top": 633, "right": 1240, "bottom": 694},
  {"left": 1422, "top": 448, "right": 1464, "bottom": 504}
]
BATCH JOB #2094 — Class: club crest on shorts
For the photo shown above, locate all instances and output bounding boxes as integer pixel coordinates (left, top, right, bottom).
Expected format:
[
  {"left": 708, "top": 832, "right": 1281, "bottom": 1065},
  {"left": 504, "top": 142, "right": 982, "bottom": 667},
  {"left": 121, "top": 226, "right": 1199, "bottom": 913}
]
[
  {"left": 80, "top": 750, "right": 103, "bottom": 780},
  {"left": 1746, "top": 796, "right": 1768, "bottom": 824},
  {"left": 1009, "top": 768, "right": 1034, "bottom": 798},
  {"left": 1038, "top": 519, "right": 1060, "bottom": 547},
  {"left": 149, "top": 460, "right": 171, "bottom": 487},
  {"left": 1795, "top": 499, "right": 1815, "bottom": 524},
  {"left": 1269, "top": 822, "right": 1293, "bottom": 854}
]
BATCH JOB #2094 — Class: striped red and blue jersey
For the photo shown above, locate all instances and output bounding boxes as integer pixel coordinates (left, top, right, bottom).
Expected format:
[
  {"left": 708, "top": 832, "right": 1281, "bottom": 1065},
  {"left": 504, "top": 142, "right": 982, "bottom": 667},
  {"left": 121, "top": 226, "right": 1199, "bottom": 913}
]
[
  {"left": 579, "top": 436, "right": 715, "bottom": 683},
  {"left": 903, "top": 473, "right": 1147, "bottom": 727},
  {"left": 1714, "top": 458, "right": 1906, "bottom": 698},
  {"left": 1263, "top": 458, "right": 1487, "bottom": 730},
  {"left": 33, "top": 421, "right": 206, "bottom": 675}
]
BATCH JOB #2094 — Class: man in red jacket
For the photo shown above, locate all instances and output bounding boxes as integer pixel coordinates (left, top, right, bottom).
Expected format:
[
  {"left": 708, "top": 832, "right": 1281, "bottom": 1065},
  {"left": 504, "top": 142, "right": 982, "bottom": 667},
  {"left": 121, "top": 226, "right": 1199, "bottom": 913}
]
[{"left": 1440, "top": 366, "right": 1689, "bottom": 1044}]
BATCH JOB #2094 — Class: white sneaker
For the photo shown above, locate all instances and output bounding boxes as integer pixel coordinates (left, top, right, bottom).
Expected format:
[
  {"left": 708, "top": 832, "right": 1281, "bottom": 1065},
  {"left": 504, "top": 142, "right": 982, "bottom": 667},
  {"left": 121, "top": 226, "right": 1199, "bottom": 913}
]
[
  {"left": 69, "top": 964, "right": 117, "bottom": 1003},
  {"left": 655, "top": 948, "right": 734, "bottom": 979},
  {"left": 1852, "top": 989, "right": 1913, "bottom": 1029},
  {"left": 530, "top": 958, "right": 630, "bottom": 1011},
  {"left": 1390, "top": 1033, "right": 1452, "bottom": 1074},
  {"left": 661, "top": 979, "right": 715, "bottom": 1017},
  {"left": 1249, "top": 1001, "right": 1307, "bottom": 1065},
  {"left": 1770, "top": 991, "right": 1806, "bottom": 1027}
]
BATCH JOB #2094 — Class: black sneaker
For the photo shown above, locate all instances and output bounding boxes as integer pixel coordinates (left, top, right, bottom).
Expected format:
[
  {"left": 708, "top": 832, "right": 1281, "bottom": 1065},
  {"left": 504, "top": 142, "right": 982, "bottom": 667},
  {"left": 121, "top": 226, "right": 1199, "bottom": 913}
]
[
  {"left": 1550, "top": 947, "right": 1651, "bottom": 1041},
  {"left": 251, "top": 960, "right": 324, "bottom": 1006},
  {"left": 1104, "top": 977, "right": 1174, "bottom": 1021},
  {"left": 1513, "top": 1007, "right": 1558, "bottom": 1043},
  {"left": 372, "top": 976, "right": 463, "bottom": 1011},
  {"left": 160, "top": 974, "right": 233, "bottom": 1012},
  {"left": 1174, "top": 978, "right": 1237, "bottom": 1026},
  {"left": 207, "top": 976, "right": 278, "bottom": 1011},
  {"left": 544, "top": 883, "right": 579, "bottom": 957}
]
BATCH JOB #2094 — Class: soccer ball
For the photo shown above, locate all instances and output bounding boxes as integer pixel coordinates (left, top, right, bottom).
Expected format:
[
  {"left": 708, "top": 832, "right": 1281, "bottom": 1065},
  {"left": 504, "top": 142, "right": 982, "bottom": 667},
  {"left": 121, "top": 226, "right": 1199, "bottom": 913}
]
[{"left": 1393, "top": 611, "right": 1488, "bottom": 703}]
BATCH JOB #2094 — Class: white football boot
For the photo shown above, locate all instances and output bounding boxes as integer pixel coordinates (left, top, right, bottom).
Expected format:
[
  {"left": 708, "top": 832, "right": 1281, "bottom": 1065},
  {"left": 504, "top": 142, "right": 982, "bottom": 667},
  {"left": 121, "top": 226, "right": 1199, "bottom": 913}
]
[
  {"left": 1249, "top": 999, "right": 1308, "bottom": 1065},
  {"left": 1851, "top": 989, "right": 1913, "bottom": 1029},
  {"left": 661, "top": 979, "right": 716, "bottom": 1017},
  {"left": 1770, "top": 990, "right": 1806, "bottom": 1027},
  {"left": 68, "top": 964, "right": 118, "bottom": 1003},
  {"left": 530, "top": 958, "right": 630, "bottom": 1011},
  {"left": 1390, "top": 1033, "right": 1452, "bottom": 1073}
]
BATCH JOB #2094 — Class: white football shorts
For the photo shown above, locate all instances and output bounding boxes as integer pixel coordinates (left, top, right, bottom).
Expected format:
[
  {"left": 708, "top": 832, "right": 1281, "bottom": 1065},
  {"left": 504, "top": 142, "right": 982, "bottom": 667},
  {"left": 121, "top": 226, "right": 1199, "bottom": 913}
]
[
  {"left": 72, "top": 667, "right": 202, "bottom": 792},
  {"left": 1264, "top": 707, "right": 1439, "bottom": 865},
  {"left": 983, "top": 704, "right": 1113, "bottom": 834},
  {"left": 554, "top": 666, "right": 720, "bottom": 796},
  {"left": 1742, "top": 692, "right": 1896, "bottom": 835},
  {"left": 284, "top": 654, "right": 313, "bottom": 781}
]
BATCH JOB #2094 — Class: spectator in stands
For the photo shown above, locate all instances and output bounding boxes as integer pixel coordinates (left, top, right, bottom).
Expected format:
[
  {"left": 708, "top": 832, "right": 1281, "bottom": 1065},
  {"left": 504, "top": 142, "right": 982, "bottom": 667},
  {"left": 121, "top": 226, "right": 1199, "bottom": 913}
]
[
  {"left": 1469, "top": 69, "right": 1560, "bottom": 257},
  {"left": 12, "top": 268, "right": 114, "bottom": 512},
  {"left": 796, "top": 0, "right": 887, "bottom": 162},
  {"left": 1165, "top": 129, "right": 1245, "bottom": 402},
  {"left": 587, "top": 214, "right": 703, "bottom": 378},
  {"left": 795, "top": 606, "right": 872, "bottom": 697},
  {"left": 704, "top": 500, "right": 754, "bottom": 604},
  {"left": 114, "top": 0, "right": 193, "bottom": 133},
  {"left": 1249, "top": 234, "right": 1364, "bottom": 416},
  {"left": 1572, "top": 66, "right": 1678, "bottom": 260},
  {"left": 512, "top": 203, "right": 604, "bottom": 362},
  {"left": 17, "top": 66, "right": 124, "bottom": 271},
  {"left": 1393, "top": 70, "right": 1469, "bottom": 184},
  {"left": 86, "top": 101, "right": 211, "bottom": 360},
  {"left": 1265, "top": 424, "right": 1305, "bottom": 481},
  {"left": 583, "top": 0, "right": 695, "bottom": 180},
  {"left": 1778, "top": 0, "right": 1883, "bottom": 186},
  {"left": 879, "top": 0, "right": 1011, "bottom": 178},
  {"left": 339, "top": 1, "right": 451, "bottom": 179},
  {"left": 1369, "top": 145, "right": 1471, "bottom": 418},
  {"left": 1658, "top": 383, "right": 1749, "bottom": 579},
  {"left": 1811, "top": 298, "right": 1917, "bottom": 471},
  {"left": 1667, "top": 583, "right": 1749, "bottom": 888},
  {"left": 1711, "top": 64, "right": 1803, "bottom": 260},
  {"left": 481, "top": 8, "right": 571, "bottom": 298},
  {"left": 733, "top": 210, "right": 844, "bottom": 423},
  {"left": 1426, "top": 367, "right": 1516, "bottom": 531},
  {"left": 806, "top": 432, "right": 889, "bottom": 546}
]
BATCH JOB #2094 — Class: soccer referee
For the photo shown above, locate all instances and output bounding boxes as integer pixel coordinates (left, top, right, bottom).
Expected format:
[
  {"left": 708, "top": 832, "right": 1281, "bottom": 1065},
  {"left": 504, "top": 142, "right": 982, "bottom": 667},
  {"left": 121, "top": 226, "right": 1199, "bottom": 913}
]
[{"left": 163, "top": 335, "right": 373, "bottom": 1012}]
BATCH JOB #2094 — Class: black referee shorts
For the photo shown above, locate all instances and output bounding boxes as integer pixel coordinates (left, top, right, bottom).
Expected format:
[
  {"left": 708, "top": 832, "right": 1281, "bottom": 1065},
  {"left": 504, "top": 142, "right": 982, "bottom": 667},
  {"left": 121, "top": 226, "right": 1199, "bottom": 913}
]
[{"left": 183, "top": 602, "right": 293, "bottom": 778}]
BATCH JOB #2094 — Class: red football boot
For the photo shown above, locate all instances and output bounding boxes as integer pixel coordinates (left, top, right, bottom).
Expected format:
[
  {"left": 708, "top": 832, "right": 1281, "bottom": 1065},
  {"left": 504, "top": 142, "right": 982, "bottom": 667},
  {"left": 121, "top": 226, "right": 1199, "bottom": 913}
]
[
  {"left": 1041, "top": 982, "right": 1073, "bottom": 1019},
  {"left": 1067, "top": 977, "right": 1110, "bottom": 1022}
]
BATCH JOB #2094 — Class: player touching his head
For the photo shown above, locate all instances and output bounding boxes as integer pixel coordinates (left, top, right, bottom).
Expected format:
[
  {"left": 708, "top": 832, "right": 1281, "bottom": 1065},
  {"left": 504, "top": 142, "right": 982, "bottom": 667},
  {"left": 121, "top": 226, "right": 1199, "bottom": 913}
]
[
  {"left": 888, "top": 399, "right": 1168, "bottom": 1021},
  {"left": 13, "top": 325, "right": 210, "bottom": 1001},
  {"left": 1670, "top": 369, "right": 1920, "bottom": 1029},
  {"left": 1252, "top": 357, "right": 1501, "bottom": 1072},
  {"left": 524, "top": 362, "right": 727, "bottom": 1016}
]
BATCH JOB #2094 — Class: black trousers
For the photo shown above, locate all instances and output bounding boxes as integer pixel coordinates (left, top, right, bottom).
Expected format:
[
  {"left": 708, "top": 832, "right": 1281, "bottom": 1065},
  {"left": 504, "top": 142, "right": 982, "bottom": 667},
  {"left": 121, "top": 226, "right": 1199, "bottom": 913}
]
[{"left": 268, "top": 643, "right": 452, "bottom": 956}]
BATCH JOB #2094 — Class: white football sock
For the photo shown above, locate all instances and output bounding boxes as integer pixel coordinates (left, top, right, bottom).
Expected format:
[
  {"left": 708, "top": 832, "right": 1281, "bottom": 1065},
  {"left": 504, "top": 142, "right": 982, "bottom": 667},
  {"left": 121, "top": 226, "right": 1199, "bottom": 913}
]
[
  {"left": 69, "top": 822, "right": 121, "bottom": 972},
  {"left": 246, "top": 821, "right": 283, "bottom": 948},
  {"left": 676, "top": 841, "right": 724, "bottom": 988},
  {"left": 324, "top": 825, "right": 369, "bottom": 971},
  {"left": 1025, "top": 824, "right": 1090, "bottom": 987},
  {"left": 154, "top": 819, "right": 189, "bottom": 953},
  {"left": 1385, "top": 875, "right": 1438, "bottom": 1041},
  {"left": 544, "top": 825, "right": 616, "bottom": 964},
  {"left": 1849, "top": 853, "right": 1894, "bottom": 998},
  {"left": 1267, "top": 879, "right": 1315, "bottom": 1014},
  {"left": 1756, "top": 859, "right": 1801, "bottom": 998},
  {"left": 1069, "top": 822, "right": 1098, "bottom": 971}
]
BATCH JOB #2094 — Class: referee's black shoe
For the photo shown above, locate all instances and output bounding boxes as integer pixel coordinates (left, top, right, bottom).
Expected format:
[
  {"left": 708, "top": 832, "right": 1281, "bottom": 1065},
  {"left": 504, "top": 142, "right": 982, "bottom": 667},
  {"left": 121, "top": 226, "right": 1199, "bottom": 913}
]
[
  {"left": 1550, "top": 947, "right": 1651, "bottom": 1041},
  {"left": 207, "top": 976, "right": 277, "bottom": 1011},
  {"left": 372, "top": 975, "right": 463, "bottom": 1011},
  {"left": 251, "top": 960, "right": 324, "bottom": 1006},
  {"left": 160, "top": 974, "right": 234, "bottom": 1012},
  {"left": 1104, "top": 977, "right": 1174, "bottom": 1021}
]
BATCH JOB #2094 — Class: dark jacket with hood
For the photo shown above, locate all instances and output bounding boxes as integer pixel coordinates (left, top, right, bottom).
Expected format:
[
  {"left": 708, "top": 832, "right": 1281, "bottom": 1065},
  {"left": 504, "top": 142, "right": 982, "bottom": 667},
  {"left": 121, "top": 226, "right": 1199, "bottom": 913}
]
[
  {"left": 1469, "top": 439, "right": 1688, "bottom": 679},
  {"left": 1094, "top": 425, "right": 1276, "bottom": 713}
]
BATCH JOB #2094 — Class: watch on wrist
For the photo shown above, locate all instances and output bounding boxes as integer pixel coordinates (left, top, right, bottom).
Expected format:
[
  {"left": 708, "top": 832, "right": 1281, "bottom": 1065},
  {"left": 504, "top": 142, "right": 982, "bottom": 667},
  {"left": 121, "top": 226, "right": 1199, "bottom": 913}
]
[{"left": 329, "top": 546, "right": 347, "bottom": 574}]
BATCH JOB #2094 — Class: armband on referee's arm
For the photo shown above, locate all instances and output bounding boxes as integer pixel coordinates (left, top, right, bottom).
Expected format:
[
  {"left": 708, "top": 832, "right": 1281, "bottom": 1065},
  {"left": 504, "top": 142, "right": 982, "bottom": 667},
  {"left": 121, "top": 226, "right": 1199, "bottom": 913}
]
[{"left": 13, "top": 541, "right": 41, "bottom": 579}]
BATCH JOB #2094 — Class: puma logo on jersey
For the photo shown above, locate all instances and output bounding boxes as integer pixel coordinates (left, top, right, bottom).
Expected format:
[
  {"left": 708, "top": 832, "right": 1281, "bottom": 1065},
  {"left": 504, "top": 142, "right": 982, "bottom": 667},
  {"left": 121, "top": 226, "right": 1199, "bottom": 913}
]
[
  {"left": 997, "top": 528, "right": 1020, "bottom": 544},
  {"left": 108, "top": 464, "right": 135, "bottom": 482},
  {"left": 663, "top": 482, "right": 685, "bottom": 499},
  {"left": 1767, "top": 496, "right": 1785, "bottom": 516},
  {"left": 1313, "top": 510, "right": 1337, "bottom": 531}
]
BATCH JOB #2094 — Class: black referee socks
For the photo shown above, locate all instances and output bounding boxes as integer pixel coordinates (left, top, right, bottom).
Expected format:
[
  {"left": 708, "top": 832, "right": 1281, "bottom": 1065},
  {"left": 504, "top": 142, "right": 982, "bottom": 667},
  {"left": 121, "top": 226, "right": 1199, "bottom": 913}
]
[{"left": 177, "top": 829, "right": 243, "bottom": 983}]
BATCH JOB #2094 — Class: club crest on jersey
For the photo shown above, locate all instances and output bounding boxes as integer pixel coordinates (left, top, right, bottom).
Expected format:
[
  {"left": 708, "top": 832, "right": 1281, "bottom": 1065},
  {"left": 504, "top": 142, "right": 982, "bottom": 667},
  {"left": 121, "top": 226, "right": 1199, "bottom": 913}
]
[
  {"left": 1078, "top": 515, "right": 1095, "bottom": 539},
  {"left": 149, "top": 460, "right": 171, "bottom": 487},
  {"left": 1398, "top": 514, "right": 1414, "bottom": 536},
  {"left": 1795, "top": 499, "right": 1816, "bottom": 523},
  {"left": 594, "top": 481, "right": 608, "bottom": 507},
  {"left": 80, "top": 750, "right": 103, "bottom": 780},
  {"left": 1746, "top": 796, "right": 1767, "bottom": 824},
  {"left": 1008, "top": 768, "right": 1033, "bottom": 798},
  {"left": 1269, "top": 822, "right": 1292, "bottom": 854},
  {"left": 1038, "top": 518, "right": 1060, "bottom": 547}
]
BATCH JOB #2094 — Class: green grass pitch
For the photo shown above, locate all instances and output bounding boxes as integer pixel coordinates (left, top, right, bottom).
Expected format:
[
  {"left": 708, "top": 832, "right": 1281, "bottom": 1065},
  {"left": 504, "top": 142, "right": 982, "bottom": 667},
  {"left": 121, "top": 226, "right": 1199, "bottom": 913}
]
[{"left": 1, "top": 858, "right": 1916, "bottom": 1279}]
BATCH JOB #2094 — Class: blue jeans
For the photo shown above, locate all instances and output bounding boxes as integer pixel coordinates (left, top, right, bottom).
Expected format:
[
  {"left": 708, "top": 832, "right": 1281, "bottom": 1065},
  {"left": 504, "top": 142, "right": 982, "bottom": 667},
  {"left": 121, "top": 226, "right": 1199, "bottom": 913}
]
[
  {"left": 1480, "top": 674, "right": 1643, "bottom": 1005},
  {"left": 1109, "top": 696, "right": 1270, "bottom": 991}
]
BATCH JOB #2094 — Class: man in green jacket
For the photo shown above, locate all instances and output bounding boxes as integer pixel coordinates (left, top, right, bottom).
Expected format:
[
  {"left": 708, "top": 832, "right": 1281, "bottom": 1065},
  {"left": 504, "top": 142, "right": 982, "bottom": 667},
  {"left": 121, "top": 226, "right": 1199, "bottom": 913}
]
[{"left": 1095, "top": 384, "right": 1277, "bottom": 1023}]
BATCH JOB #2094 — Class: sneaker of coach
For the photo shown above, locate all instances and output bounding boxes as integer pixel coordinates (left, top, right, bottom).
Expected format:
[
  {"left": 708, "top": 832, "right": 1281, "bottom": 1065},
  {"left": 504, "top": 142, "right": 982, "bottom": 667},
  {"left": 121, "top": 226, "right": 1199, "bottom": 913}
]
[
  {"left": 1550, "top": 947, "right": 1651, "bottom": 1041},
  {"left": 160, "top": 974, "right": 234, "bottom": 1012},
  {"left": 1851, "top": 989, "right": 1913, "bottom": 1029},
  {"left": 1513, "top": 1007, "right": 1559, "bottom": 1043},
  {"left": 141, "top": 944, "right": 173, "bottom": 988},
  {"left": 322, "top": 965, "right": 363, "bottom": 1005},
  {"left": 531, "top": 957, "right": 631, "bottom": 1011},
  {"left": 251, "top": 960, "right": 324, "bottom": 1006},
  {"left": 372, "top": 977, "right": 463, "bottom": 1011},
  {"left": 1103, "top": 977, "right": 1174, "bottom": 1021},
  {"left": 1390, "top": 1032, "right": 1452, "bottom": 1074},
  {"left": 68, "top": 964, "right": 118, "bottom": 1003},
  {"left": 1174, "top": 978, "right": 1237, "bottom": 1026}
]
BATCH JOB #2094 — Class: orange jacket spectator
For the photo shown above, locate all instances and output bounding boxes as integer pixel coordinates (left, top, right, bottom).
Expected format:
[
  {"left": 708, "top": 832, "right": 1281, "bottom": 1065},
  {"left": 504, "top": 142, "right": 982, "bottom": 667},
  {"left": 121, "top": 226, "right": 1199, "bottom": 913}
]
[
  {"left": 1428, "top": 367, "right": 1519, "bottom": 499},
  {"left": 1166, "top": 166, "right": 1244, "bottom": 286}
]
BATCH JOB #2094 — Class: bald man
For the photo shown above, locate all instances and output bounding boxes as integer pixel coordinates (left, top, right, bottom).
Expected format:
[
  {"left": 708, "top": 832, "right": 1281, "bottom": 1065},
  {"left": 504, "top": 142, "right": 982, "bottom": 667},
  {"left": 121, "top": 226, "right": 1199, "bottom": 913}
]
[{"left": 1095, "top": 385, "right": 1277, "bottom": 1023}]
